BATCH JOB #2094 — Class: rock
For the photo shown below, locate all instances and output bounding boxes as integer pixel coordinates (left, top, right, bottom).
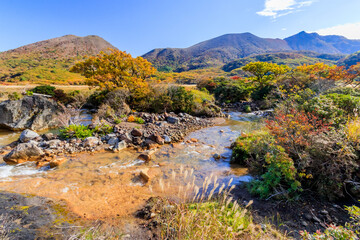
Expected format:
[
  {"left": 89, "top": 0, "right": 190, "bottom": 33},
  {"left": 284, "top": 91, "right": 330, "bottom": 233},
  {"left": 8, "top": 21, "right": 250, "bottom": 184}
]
[
  {"left": 47, "top": 139, "right": 62, "bottom": 149},
  {"left": 105, "top": 133, "right": 117, "bottom": 141},
  {"left": 138, "top": 153, "right": 151, "bottom": 162},
  {"left": 49, "top": 158, "right": 67, "bottom": 168},
  {"left": 213, "top": 153, "right": 221, "bottom": 160},
  {"left": 301, "top": 221, "right": 308, "bottom": 227},
  {"left": 320, "top": 210, "right": 329, "bottom": 215},
  {"left": 0, "top": 95, "right": 60, "bottom": 130},
  {"left": 19, "top": 129, "right": 40, "bottom": 143},
  {"left": 119, "top": 133, "right": 132, "bottom": 143},
  {"left": 149, "top": 133, "right": 164, "bottom": 145},
  {"left": 131, "top": 128, "right": 143, "bottom": 137},
  {"left": 145, "top": 139, "right": 158, "bottom": 149},
  {"left": 107, "top": 137, "right": 119, "bottom": 146},
  {"left": 163, "top": 135, "right": 171, "bottom": 143},
  {"left": 190, "top": 138, "right": 198, "bottom": 143},
  {"left": 42, "top": 133, "right": 55, "bottom": 141},
  {"left": 140, "top": 169, "right": 150, "bottom": 182},
  {"left": 83, "top": 137, "right": 99, "bottom": 148},
  {"left": 167, "top": 116, "right": 179, "bottom": 124},
  {"left": 4, "top": 142, "right": 44, "bottom": 164},
  {"left": 113, "top": 140, "right": 127, "bottom": 152},
  {"left": 132, "top": 137, "right": 142, "bottom": 145}
]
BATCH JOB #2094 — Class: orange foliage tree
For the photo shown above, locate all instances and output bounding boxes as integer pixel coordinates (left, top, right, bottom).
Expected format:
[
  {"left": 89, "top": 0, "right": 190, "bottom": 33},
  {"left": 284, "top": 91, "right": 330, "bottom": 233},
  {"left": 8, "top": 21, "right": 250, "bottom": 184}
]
[{"left": 70, "top": 49, "right": 156, "bottom": 94}]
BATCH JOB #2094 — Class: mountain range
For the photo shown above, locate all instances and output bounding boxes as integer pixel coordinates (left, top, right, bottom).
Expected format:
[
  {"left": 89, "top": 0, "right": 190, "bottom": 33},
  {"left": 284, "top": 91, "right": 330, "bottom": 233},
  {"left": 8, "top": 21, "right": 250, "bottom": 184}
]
[
  {"left": 1, "top": 31, "right": 360, "bottom": 84},
  {"left": 142, "top": 31, "right": 360, "bottom": 71}
]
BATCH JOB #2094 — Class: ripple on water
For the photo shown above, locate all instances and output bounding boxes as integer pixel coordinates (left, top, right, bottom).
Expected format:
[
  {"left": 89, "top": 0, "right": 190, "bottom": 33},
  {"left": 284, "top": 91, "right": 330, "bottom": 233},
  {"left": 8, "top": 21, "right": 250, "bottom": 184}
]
[{"left": 0, "top": 163, "right": 48, "bottom": 180}]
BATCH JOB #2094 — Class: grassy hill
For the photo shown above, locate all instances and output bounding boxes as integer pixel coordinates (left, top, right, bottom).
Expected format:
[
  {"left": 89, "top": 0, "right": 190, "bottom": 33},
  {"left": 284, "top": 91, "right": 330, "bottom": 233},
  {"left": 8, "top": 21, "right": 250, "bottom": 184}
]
[
  {"left": 222, "top": 52, "right": 340, "bottom": 72},
  {"left": 0, "top": 35, "right": 116, "bottom": 84}
]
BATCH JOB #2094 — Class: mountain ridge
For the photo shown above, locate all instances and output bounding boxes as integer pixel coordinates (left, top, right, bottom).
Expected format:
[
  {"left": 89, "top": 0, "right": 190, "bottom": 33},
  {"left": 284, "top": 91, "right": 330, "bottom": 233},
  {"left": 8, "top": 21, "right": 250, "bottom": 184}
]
[{"left": 142, "top": 31, "right": 360, "bottom": 71}]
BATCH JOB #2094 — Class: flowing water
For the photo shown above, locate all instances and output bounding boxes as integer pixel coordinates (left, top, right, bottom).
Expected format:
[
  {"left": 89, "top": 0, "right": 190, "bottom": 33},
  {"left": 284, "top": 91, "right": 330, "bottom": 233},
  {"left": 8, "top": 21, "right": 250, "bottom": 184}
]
[{"left": 0, "top": 112, "right": 262, "bottom": 221}]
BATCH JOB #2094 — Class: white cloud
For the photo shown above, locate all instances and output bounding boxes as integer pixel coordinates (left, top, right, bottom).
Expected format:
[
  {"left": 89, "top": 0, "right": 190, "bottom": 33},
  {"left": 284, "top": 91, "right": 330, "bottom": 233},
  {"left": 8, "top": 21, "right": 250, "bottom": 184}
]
[
  {"left": 257, "top": 0, "right": 314, "bottom": 18},
  {"left": 316, "top": 22, "right": 360, "bottom": 39}
]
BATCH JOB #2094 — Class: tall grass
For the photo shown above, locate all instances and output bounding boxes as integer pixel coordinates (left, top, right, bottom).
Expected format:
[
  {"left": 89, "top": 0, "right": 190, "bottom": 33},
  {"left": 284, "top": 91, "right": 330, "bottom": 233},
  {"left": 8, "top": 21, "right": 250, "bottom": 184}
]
[{"left": 152, "top": 166, "right": 287, "bottom": 239}]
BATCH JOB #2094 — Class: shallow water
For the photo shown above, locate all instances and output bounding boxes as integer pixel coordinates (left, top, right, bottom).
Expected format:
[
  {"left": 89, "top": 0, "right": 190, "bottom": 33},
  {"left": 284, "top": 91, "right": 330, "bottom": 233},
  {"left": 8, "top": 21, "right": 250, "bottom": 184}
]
[{"left": 0, "top": 112, "right": 262, "bottom": 221}]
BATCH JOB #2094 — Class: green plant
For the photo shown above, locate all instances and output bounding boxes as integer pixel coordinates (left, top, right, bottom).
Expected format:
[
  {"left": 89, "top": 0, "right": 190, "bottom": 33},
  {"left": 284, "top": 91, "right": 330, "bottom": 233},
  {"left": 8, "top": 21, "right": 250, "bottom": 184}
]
[
  {"left": 7, "top": 92, "right": 21, "bottom": 100},
  {"left": 94, "top": 124, "right": 113, "bottom": 136},
  {"left": 135, "top": 117, "right": 145, "bottom": 124},
  {"left": 31, "top": 85, "right": 56, "bottom": 96},
  {"left": 26, "top": 90, "right": 33, "bottom": 96},
  {"left": 244, "top": 105, "right": 251, "bottom": 113},
  {"left": 59, "top": 125, "right": 94, "bottom": 140}
]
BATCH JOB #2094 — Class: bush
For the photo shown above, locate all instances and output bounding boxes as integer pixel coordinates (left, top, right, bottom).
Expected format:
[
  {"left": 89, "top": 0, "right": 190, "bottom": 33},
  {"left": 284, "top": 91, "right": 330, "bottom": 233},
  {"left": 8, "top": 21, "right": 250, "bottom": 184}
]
[
  {"left": 7, "top": 92, "right": 21, "bottom": 100},
  {"left": 303, "top": 93, "right": 360, "bottom": 127},
  {"left": 214, "top": 81, "right": 254, "bottom": 103},
  {"left": 232, "top": 106, "right": 360, "bottom": 200},
  {"left": 93, "top": 123, "right": 113, "bottom": 136},
  {"left": 31, "top": 85, "right": 56, "bottom": 96},
  {"left": 232, "top": 131, "right": 301, "bottom": 199},
  {"left": 60, "top": 125, "right": 94, "bottom": 140}
]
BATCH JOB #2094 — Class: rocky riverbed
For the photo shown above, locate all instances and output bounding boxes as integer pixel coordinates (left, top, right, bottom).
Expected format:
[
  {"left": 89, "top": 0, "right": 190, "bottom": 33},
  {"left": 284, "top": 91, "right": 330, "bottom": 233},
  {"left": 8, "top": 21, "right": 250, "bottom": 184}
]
[{"left": 0, "top": 112, "right": 219, "bottom": 169}]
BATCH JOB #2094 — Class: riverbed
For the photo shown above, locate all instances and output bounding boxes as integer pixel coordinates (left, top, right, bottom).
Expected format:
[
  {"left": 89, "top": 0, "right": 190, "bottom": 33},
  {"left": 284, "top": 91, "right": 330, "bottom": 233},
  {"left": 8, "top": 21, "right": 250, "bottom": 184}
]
[{"left": 0, "top": 112, "right": 262, "bottom": 222}]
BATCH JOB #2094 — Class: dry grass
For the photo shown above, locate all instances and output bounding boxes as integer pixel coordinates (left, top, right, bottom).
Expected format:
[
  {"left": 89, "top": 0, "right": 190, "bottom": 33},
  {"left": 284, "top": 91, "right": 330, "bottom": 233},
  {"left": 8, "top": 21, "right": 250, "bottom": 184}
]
[{"left": 152, "top": 167, "right": 288, "bottom": 240}]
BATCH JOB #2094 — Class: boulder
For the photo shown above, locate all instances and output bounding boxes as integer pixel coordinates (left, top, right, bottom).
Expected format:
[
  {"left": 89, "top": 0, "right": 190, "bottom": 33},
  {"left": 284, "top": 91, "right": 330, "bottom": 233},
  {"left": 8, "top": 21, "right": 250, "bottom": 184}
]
[
  {"left": 119, "top": 133, "right": 132, "bottom": 143},
  {"left": 4, "top": 142, "right": 45, "bottom": 164},
  {"left": 83, "top": 137, "right": 99, "bottom": 148},
  {"left": 167, "top": 116, "right": 179, "bottom": 124},
  {"left": 49, "top": 158, "right": 67, "bottom": 168},
  {"left": 46, "top": 139, "right": 62, "bottom": 149},
  {"left": 107, "top": 137, "right": 119, "bottom": 146},
  {"left": 138, "top": 153, "right": 151, "bottom": 162},
  {"left": 0, "top": 95, "right": 60, "bottom": 130},
  {"left": 42, "top": 133, "right": 55, "bottom": 141},
  {"left": 131, "top": 128, "right": 143, "bottom": 137},
  {"left": 113, "top": 140, "right": 127, "bottom": 152},
  {"left": 163, "top": 135, "right": 171, "bottom": 143},
  {"left": 149, "top": 133, "right": 164, "bottom": 145},
  {"left": 19, "top": 129, "right": 40, "bottom": 143}
]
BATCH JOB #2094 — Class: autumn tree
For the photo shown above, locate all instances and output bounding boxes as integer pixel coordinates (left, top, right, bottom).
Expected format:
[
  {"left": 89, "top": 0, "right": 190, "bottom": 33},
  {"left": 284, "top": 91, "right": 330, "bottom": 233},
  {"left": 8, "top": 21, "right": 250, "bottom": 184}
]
[
  {"left": 70, "top": 49, "right": 156, "bottom": 94},
  {"left": 242, "top": 62, "right": 290, "bottom": 88}
]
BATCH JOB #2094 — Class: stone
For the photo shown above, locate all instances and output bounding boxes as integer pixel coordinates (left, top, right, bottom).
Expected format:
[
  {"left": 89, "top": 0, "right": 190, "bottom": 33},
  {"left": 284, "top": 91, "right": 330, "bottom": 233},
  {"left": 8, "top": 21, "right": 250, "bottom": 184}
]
[
  {"left": 105, "top": 133, "right": 117, "bottom": 141},
  {"left": 166, "top": 116, "right": 179, "bottom": 124},
  {"left": 131, "top": 128, "right": 143, "bottom": 137},
  {"left": 0, "top": 95, "right": 60, "bottom": 130},
  {"left": 190, "top": 138, "right": 198, "bottom": 142},
  {"left": 113, "top": 140, "right": 127, "bottom": 152},
  {"left": 107, "top": 137, "right": 119, "bottom": 146},
  {"left": 144, "top": 139, "right": 158, "bottom": 149},
  {"left": 49, "top": 158, "right": 67, "bottom": 168},
  {"left": 19, "top": 129, "right": 40, "bottom": 143},
  {"left": 138, "top": 153, "right": 151, "bottom": 162},
  {"left": 149, "top": 133, "right": 164, "bottom": 145},
  {"left": 140, "top": 169, "right": 150, "bottom": 182},
  {"left": 213, "top": 153, "right": 221, "bottom": 160},
  {"left": 132, "top": 137, "right": 142, "bottom": 145},
  {"left": 42, "top": 133, "right": 55, "bottom": 141},
  {"left": 83, "top": 137, "right": 99, "bottom": 148},
  {"left": 163, "top": 135, "right": 171, "bottom": 143},
  {"left": 4, "top": 142, "right": 45, "bottom": 164},
  {"left": 119, "top": 133, "right": 132, "bottom": 143},
  {"left": 47, "top": 139, "right": 62, "bottom": 149}
]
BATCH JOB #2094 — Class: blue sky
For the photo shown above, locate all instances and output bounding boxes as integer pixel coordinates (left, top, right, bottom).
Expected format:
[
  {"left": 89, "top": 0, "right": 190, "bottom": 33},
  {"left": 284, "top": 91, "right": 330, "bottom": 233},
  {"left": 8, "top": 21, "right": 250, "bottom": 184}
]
[{"left": 1, "top": 0, "right": 360, "bottom": 56}]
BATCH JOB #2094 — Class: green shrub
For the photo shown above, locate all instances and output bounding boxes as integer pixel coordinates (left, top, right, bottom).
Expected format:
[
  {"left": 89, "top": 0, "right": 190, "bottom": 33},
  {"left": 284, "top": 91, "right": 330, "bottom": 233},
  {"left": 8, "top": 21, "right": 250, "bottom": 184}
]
[
  {"left": 31, "top": 85, "right": 56, "bottom": 96},
  {"left": 135, "top": 117, "right": 145, "bottom": 124},
  {"left": 244, "top": 105, "right": 251, "bottom": 113},
  {"left": 304, "top": 93, "right": 360, "bottom": 127},
  {"left": 214, "top": 81, "right": 254, "bottom": 103},
  {"left": 231, "top": 131, "right": 301, "bottom": 199},
  {"left": 60, "top": 125, "right": 94, "bottom": 140},
  {"left": 94, "top": 124, "right": 113, "bottom": 136},
  {"left": 7, "top": 92, "right": 21, "bottom": 100}
]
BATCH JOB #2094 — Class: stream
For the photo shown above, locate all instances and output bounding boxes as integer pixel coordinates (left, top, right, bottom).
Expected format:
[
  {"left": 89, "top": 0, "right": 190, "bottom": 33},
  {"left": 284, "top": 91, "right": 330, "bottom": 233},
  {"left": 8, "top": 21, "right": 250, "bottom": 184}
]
[{"left": 0, "top": 112, "right": 262, "bottom": 221}]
